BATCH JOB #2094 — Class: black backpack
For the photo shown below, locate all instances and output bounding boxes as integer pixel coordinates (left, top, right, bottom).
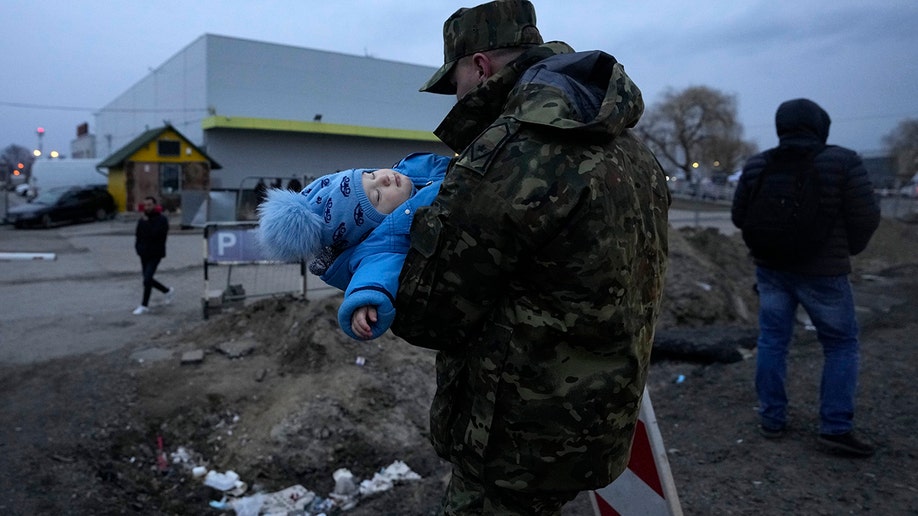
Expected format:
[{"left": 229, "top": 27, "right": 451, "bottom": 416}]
[{"left": 739, "top": 147, "right": 833, "bottom": 264}]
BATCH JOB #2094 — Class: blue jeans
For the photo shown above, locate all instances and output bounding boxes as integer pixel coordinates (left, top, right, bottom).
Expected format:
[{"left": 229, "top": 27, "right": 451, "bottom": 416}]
[{"left": 755, "top": 267, "right": 861, "bottom": 435}]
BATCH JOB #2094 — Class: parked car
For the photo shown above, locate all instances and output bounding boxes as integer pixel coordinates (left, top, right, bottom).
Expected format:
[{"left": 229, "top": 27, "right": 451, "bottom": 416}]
[{"left": 6, "top": 184, "right": 116, "bottom": 229}]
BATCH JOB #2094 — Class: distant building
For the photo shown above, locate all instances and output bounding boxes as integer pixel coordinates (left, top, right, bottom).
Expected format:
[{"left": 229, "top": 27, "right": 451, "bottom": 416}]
[
  {"left": 94, "top": 34, "right": 454, "bottom": 221},
  {"left": 97, "top": 124, "right": 220, "bottom": 215},
  {"left": 70, "top": 122, "right": 96, "bottom": 159}
]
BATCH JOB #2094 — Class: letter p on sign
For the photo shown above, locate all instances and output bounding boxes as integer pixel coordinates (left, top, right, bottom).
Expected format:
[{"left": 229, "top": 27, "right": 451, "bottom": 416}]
[{"left": 217, "top": 232, "right": 237, "bottom": 256}]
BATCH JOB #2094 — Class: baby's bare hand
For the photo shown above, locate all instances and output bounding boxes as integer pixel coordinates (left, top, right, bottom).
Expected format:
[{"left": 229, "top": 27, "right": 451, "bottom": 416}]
[{"left": 351, "top": 306, "right": 379, "bottom": 340}]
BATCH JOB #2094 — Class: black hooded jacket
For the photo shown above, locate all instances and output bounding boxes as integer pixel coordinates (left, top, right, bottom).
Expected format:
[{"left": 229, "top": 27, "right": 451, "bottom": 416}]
[
  {"left": 135, "top": 211, "right": 169, "bottom": 260},
  {"left": 732, "top": 98, "right": 880, "bottom": 275}
]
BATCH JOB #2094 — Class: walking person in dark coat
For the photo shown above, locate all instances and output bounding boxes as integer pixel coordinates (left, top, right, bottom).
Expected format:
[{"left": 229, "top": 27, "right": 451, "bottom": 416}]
[
  {"left": 133, "top": 196, "right": 174, "bottom": 315},
  {"left": 732, "top": 98, "right": 881, "bottom": 456}
]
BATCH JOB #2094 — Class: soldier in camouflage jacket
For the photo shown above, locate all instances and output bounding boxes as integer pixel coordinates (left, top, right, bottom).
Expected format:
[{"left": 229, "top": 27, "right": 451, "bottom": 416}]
[{"left": 391, "top": 1, "right": 671, "bottom": 511}]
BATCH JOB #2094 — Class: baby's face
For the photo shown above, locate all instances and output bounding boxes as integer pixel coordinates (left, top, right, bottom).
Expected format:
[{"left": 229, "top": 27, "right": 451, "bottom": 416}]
[{"left": 362, "top": 169, "right": 413, "bottom": 214}]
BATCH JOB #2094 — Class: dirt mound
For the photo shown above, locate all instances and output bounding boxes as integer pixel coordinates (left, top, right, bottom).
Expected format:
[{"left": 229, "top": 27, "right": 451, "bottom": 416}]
[
  {"left": 660, "top": 227, "right": 757, "bottom": 328},
  {"left": 131, "top": 296, "right": 446, "bottom": 514}
]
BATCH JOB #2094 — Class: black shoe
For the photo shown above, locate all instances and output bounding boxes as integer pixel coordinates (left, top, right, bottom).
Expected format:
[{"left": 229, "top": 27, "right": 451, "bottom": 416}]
[
  {"left": 759, "top": 425, "right": 786, "bottom": 439},
  {"left": 818, "top": 431, "right": 875, "bottom": 457}
]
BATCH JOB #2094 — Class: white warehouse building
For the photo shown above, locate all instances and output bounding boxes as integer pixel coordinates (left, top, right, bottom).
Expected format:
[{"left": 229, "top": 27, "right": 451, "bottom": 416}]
[{"left": 94, "top": 34, "right": 454, "bottom": 196}]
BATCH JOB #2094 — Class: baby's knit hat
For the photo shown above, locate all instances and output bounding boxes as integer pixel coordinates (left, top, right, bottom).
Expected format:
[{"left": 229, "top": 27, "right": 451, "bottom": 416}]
[{"left": 257, "top": 168, "right": 386, "bottom": 263}]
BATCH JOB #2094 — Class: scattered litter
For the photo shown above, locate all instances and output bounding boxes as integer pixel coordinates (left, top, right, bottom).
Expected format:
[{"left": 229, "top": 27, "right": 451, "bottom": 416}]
[
  {"left": 170, "top": 446, "right": 192, "bottom": 465},
  {"left": 333, "top": 468, "right": 358, "bottom": 496},
  {"left": 355, "top": 356, "right": 366, "bottom": 366},
  {"left": 674, "top": 374, "right": 686, "bottom": 384},
  {"left": 257, "top": 484, "right": 315, "bottom": 514},
  {"left": 329, "top": 468, "right": 359, "bottom": 510},
  {"left": 229, "top": 492, "right": 265, "bottom": 516},
  {"left": 176, "top": 444, "right": 420, "bottom": 515},
  {"left": 204, "top": 469, "right": 243, "bottom": 492},
  {"left": 209, "top": 498, "right": 230, "bottom": 511},
  {"left": 157, "top": 437, "right": 169, "bottom": 471},
  {"left": 359, "top": 460, "right": 422, "bottom": 497}
]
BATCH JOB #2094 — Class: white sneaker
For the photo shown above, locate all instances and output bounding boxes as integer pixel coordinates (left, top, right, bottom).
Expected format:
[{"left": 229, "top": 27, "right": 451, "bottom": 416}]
[
  {"left": 132, "top": 305, "right": 149, "bottom": 315},
  {"left": 163, "top": 287, "right": 175, "bottom": 305}
]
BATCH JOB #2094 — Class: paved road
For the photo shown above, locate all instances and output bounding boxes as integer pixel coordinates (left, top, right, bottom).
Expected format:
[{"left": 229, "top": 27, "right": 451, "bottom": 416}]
[{"left": 0, "top": 219, "right": 203, "bottom": 364}]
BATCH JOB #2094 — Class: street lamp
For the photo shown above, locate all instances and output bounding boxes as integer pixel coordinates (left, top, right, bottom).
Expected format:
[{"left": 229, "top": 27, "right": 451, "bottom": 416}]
[{"left": 36, "top": 127, "right": 44, "bottom": 157}]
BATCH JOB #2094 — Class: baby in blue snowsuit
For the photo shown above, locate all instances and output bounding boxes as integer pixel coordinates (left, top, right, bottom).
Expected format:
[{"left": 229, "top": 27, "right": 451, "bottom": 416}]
[{"left": 257, "top": 152, "right": 449, "bottom": 340}]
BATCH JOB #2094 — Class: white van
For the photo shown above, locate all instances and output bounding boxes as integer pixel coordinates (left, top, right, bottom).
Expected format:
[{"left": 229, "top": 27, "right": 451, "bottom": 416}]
[{"left": 29, "top": 159, "right": 107, "bottom": 197}]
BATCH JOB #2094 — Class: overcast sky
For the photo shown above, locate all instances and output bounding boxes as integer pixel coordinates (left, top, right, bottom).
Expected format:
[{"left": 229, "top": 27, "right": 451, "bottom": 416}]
[{"left": 3, "top": 0, "right": 917, "bottom": 160}]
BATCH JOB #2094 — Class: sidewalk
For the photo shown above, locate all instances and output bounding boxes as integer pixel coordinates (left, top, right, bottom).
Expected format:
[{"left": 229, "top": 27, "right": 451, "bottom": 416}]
[{"left": 0, "top": 218, "right": 202, "bottom": 284}]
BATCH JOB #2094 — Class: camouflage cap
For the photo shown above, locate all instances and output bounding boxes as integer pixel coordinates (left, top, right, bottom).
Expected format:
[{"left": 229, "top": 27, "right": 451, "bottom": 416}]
[{"left": 420, "top": 0, "right": 543, "bottom": 95}]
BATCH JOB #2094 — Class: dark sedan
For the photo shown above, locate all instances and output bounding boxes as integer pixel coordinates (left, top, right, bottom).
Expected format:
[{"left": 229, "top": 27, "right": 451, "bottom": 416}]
[{"left": 6, "top": 184, "right": 116, "bottom": 229}]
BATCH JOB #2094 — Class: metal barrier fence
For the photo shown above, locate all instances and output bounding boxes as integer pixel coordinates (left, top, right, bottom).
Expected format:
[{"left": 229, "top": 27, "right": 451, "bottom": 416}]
[{"left": 202, "top": 222, "right": 319, "bottom": 319}]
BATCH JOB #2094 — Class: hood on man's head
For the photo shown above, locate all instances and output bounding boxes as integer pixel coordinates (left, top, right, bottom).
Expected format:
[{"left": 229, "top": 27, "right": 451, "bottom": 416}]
[
  {"left": 421, "top": 0, "right": 543, "bottom": 95},
  {"left": 775, "top": 98, "right": 831, "bottom": 144},
  {"left": 256, "top": 168, "right": 386, "bottom": 263}
]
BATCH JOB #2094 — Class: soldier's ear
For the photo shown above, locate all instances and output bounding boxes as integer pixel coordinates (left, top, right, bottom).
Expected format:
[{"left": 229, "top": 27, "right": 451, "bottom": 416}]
[{"left": 472, "top": 53, "right": 493, "bottom": 82}]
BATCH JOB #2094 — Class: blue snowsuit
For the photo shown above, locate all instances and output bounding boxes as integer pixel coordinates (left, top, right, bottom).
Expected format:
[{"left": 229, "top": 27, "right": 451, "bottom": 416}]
[{"left": 320, "top": 153, "right": 448, "bottom": 340}]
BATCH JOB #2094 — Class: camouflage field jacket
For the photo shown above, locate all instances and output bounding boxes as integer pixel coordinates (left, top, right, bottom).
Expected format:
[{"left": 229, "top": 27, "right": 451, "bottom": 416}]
[{"left": 392, "top": 42, "right": 671, "bottom": 492}]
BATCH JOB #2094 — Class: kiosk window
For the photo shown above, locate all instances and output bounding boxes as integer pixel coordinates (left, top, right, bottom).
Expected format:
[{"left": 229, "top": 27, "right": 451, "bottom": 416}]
[
  {"left": 161, "top": 164, "right": 180, "bottom": 193},
  {"left": 158, "top": 140, "right": 181, "bottom": 157}
]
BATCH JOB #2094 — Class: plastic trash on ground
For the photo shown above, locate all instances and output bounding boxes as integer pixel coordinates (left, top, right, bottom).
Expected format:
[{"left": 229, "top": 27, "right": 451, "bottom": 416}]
[
  {"left": 258, "top": 485, "right": 315, "bottom": 515},
  {"left": 229, "top": 493, "right": 265, "bottom": 516},
  {"left": 205, "top": 469, "right": 247, "bottom": 495},
  {"left": 199, "top": 460, "right": 420, "bottom": 514},
  {"left": 359, "top": 460, "right": 422, "bottom": 497},
  {"left": 329, "top": 468, "right": 359, "bottom": 510}
]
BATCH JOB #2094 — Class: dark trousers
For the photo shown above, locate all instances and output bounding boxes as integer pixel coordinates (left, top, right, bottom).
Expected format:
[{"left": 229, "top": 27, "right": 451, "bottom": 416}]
[{"left": 141, "top": 258, "right": 168, "bottom": 306}]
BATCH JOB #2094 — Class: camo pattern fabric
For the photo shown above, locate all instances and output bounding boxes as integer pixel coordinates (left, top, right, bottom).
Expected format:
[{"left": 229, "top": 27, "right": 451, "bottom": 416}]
[
  {"left": 442, "top": 0, "right": 542, "bottom": 63},
  {"left": 392, "top": 42, "right": 671, "bottom": 493},
  {"left": 422, "top": 0, "right": 543, "bottom": 94}
]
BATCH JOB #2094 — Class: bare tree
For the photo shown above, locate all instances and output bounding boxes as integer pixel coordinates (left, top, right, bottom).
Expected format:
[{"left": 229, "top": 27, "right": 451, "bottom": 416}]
[
  {"left": 635, "top": 86, "right": 757, "bottom": 182},
  {"left": 882, "top": 118, "right": 918, "bottom": 185},
  {"left": 1, "top": 144, "right": 35, "bottom": 188}
]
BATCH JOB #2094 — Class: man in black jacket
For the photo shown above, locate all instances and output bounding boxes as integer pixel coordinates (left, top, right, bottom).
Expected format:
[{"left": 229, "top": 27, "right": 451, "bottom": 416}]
[
  {"left": 732, "top": 98, "right": 880, "bottom": 456},
  {"left": 133, "top": 196, "right": 174, "bottom": 315}
]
